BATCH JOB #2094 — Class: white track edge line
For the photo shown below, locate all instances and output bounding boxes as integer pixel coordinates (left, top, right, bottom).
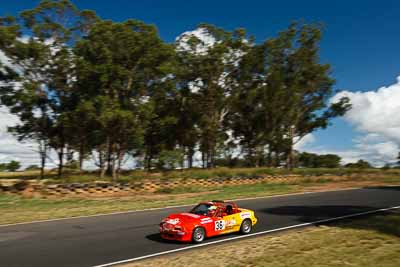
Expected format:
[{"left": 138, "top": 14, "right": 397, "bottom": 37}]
[
  {"left": 0, "top": 187, "right": 367, "bottom": 227},
  {"left": 93, "top": 205, "right": 400, "bottom": 267}
]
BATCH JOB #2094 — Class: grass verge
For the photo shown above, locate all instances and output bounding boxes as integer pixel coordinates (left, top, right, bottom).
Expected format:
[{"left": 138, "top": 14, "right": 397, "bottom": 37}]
[{"left": 122, "top": 212, "right": 400, "bottom": 267}]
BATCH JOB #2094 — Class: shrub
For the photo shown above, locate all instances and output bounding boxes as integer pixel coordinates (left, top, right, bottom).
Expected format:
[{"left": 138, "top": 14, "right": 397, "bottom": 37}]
[
  {"left": 25, "top": 165, "right": 40, "bottom": 171},
  {"left": 0, "top": 161, "right": 21, "bottom": 172},
  {"left": 156, "top": 150, "right": 184, "bottom": 170}
]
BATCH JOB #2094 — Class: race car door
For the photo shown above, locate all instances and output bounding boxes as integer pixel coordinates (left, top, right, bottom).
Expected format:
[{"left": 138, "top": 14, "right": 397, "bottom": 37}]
[{"left": 221, "top": 214, "right": 240, "bottom": 233}]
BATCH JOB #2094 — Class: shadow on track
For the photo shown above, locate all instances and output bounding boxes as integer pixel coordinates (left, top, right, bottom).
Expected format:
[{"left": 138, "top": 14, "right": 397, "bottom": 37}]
[
  {"left": 264, "top": 205, "right": 400, "bottom": 237},
  {"left": 263, "top": 205, "right": 376, "bottom": 222},
  {"left": 146, "top": 233, "right": 185, "bottom": 244},
  {"left": 364, "top": 185, "right": 400, "bottom": 192},
  {"left": 146, "top": 231, "right": 243, "bottom": 244}
]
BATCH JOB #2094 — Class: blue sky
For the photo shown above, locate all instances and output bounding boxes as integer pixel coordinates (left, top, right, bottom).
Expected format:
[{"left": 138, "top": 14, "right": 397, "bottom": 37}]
[
  {"left": 3, "top": 1, "right": 399, "bottom": 89},
  {"left": 1, "top": 0, "right": 400, "bottom": 165}
]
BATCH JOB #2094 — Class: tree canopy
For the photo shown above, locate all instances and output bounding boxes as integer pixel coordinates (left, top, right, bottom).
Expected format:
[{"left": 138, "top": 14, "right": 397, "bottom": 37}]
[
  {"left": 345, "top": 160, "right": 372, "bottom": 169},
  {"left": 0, "top": 0, "right": 351, "bottom": 178},
  {"left": 0, "top": 160, "right": 21, "bottom": 172}
]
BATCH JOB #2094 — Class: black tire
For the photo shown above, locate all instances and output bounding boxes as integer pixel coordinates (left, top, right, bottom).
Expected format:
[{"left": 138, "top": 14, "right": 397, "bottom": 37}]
[
  {"left": 240, "top": 219, "right": 252, "bottom": 234},
  {"left": 192, "top": 227, "right": 206, "bottom": 243}
]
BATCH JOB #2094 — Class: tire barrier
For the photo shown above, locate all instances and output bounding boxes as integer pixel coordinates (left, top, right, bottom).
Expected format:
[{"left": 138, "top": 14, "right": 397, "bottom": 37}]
[{"left": 0, "top": 174, "right": 347, "bottom": 198}]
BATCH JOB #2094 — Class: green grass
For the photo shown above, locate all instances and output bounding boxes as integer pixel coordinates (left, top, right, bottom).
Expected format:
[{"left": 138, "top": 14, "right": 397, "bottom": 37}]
[
  {"left": 123, "top": 213, "right": 400, "bottom": 267},
  {"left": 236, "top": 213, "right": 400, "bottom": 267}
]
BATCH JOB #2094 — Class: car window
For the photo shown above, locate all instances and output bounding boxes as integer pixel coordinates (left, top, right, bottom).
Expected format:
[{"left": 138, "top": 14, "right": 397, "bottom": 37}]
[{"left": 190, "top": 204, "right": 217, "bottom": 216}]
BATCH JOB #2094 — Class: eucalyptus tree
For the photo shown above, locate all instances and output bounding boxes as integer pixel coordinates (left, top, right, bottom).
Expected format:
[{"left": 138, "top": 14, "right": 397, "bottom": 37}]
[
  {"left": 228, "top": 42, "right": 268, "bottom": 166},
  {"left": 267, "top": 23, "right": 350, "bottom": 169},
  {"left": 175, "top": 24, "right": 250, "bottom": 168},
  {"left": 75, "top": 19, "right": 175, "bottom": 178},
  {"left": 142, "top": 78, "right": 182, "bottom": 170},
  {"left": 173, "top": 36, "right": 203, "bottom": 168},
  {"left": 0, "top": 0, "right": 98, "bottom": 178},
  {"left": 0, "top": 16, "right": 19, "bottom": 81},
  {"left": 229, "top": 23, "right": 350, "bottom": 168}
]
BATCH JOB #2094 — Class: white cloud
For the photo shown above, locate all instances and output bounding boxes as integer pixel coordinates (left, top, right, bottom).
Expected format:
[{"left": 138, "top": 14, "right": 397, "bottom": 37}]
[
  {"left": 0, "top": 107, "right": 46, "bottom": 167},
  {"left": 332, "top": 76, "right": 400, "bottom": 143},
  {"left": 175, "top": 27, "right": 216, "bottom": 55},
  {"left": 303, "top": 76, "right": 400, "bottom": 166},
  {"left": 176, "top": 28, "right": 247, "bottom": 94},
  {"left": 0, "top": 50, "right": 13, "bottom": 71},
  {"left": 188, "top": 78, "right": 204, "bottom": 93},
  {"left": 294, "top": 133, "right": 316, "bottom": 151},
  {"left": 303, "top": 138, "right": 399, "bottom": 167},
  {"left": 0, "top": 106, "right": 137, "bottom": 170}
]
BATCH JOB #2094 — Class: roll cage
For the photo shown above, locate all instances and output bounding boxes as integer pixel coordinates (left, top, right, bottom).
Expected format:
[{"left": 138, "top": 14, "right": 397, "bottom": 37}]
[{"left": 190, "top": 201, "right": 239, "bottom": 217}]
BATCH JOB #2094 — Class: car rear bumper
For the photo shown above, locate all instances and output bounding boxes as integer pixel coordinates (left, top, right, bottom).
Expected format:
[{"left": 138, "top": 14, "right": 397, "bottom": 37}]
[{"left": 252, "top": 217, "right": 258, "bottom": 225}]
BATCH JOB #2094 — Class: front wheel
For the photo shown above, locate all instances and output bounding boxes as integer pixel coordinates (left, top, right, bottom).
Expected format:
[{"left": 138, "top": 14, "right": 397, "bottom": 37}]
[
  {"left": 240, "top": 219, "right": 252, "bottom": 234},
  {"left": 192, "top": 227, "right": 205, "bottom": 243}
]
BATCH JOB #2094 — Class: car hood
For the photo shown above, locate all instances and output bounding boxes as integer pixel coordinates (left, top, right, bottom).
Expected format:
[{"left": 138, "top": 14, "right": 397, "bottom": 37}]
[{"left": 163, "top": 212, "right": 211, "bottom": 225}]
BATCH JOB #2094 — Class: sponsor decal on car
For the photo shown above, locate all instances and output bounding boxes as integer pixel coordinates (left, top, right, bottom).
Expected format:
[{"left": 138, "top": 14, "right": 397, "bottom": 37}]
[
  {"left": 240, "top": 213, "right": 251, "bottom": 219},
  {"left": 226, "top": 219, "right": 237, "bottom": 227},
  {"left": 200, "top": 218, "right": 213, "bottom": 224}
]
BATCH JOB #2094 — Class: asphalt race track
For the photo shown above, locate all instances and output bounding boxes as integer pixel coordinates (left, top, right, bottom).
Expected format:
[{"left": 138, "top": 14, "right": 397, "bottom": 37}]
[{"left": 1, "top": 186, "right": 399, "bottom": 267}]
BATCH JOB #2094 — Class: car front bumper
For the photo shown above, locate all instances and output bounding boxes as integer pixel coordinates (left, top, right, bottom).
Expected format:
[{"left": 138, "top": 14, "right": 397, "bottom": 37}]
[{"left": 160, "top": 230, "right": 192, "bottom": 242}]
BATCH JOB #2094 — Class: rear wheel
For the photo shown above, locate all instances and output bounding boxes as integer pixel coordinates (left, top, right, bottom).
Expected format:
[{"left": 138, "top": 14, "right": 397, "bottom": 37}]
[
  {"left": 192, "top": 227, "right": 205, "bottom": 243},
  {"left": 240, "top": 219, "right": 252, "bottom": 234}
]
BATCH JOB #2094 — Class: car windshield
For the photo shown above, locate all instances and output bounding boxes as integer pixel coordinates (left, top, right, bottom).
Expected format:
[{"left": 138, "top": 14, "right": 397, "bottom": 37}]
[{"left": 190, "top": 204, "right": 216, "bottom": 216}]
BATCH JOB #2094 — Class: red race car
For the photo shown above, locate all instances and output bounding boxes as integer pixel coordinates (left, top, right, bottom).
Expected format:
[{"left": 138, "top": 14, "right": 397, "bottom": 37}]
[{"left": 159, "top": 200, "right": 258, "bottom": 243}]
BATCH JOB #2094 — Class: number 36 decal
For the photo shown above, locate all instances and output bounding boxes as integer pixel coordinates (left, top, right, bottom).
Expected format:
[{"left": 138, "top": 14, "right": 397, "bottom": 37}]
[{"left": 215, "top": 220, "right": 225, "bottom": 231}]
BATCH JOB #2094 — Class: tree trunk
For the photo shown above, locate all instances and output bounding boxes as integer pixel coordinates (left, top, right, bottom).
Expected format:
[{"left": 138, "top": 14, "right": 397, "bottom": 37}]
[
  {"left": 116, "top": 150, "right": 124, "bottom": 180},
  {"left": 146, "top": 153, "right": 152, "bottom": 171},
  {"left": 206, "top": 151, "right": 211, "bottom": 168},
  {"left": 208, "top": 150, "right": 214, "bottom": 168},
  {"left": 66, "top": 147, "right": 74, "bottom": 163},
  {"left": 39, "top": 144, "right": 47, "bottom": 180},
  {"left": 274, "top": 151, "right": 280, "bottom": 167},
  {"left": 286, "top": 126, "right": 295, "bottom": 170},
  {"left": 100, "top": 165, "right": 106, "bottom": 179},
  {"left": 180, "top": 147, "right": 185, "bottom": 169},
  {"left": 255, "top": 152, "right": 260, "bottom": 168},
  {"left": 57, "top": 146, "right": 64, "bottom": 178},
  {"left": 266, "top": 149, "right": 272, "bottom": 167},
  {"left": 246, "top": 143, "right": 255, "bottom": 167},
  {"left": 187, "top": 147, "right": 194, "bottom": 169},
  {"left": 256, "top": 146, "right": 264, "bottom": 167},
  {"left": 286, "top": 147, "right": 294, "bottom": 170},
  {"left": 40, "top": 155, "right": 45, "bottom": 179},
  {"left": 98, "top": 150, "right": 106, "bottom": 179},
  {"left": 105, "top": 138, "right": 113, "bottom": 176},
  {"left": 79, "top": 143, "right": 84, "bottom": 171},
  {"left": 111, "top": 157, "right": 117, "bottom": 182}
]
